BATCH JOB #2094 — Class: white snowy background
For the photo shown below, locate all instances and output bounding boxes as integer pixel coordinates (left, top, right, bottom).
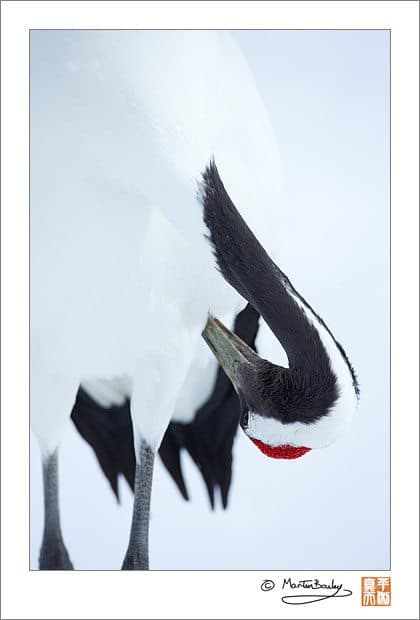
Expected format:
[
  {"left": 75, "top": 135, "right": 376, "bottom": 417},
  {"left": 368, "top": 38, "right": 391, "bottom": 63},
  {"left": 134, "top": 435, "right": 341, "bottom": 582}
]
[{"left": 30, "top": 29, "right": 390, "bottom": 570}]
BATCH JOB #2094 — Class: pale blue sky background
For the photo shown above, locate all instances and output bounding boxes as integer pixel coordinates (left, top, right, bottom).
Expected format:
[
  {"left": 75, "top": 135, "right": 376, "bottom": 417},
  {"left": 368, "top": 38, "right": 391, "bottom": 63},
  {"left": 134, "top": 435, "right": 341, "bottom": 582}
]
[{"left": 30, "top": 29, "right": 390, "bottom": 570}]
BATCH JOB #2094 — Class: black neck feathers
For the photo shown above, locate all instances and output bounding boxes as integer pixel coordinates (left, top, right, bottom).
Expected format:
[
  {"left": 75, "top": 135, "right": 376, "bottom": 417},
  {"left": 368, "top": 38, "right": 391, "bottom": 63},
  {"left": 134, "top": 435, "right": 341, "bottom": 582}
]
[{"left": 199, "top": 159, "right": 358, "bottom": 398}]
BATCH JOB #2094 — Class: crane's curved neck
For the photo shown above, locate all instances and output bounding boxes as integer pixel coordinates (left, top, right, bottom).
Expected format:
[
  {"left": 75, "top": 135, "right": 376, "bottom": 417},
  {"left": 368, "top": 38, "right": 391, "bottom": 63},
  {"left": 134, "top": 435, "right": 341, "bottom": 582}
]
[{"left": 199, "top": 160, "right": 358, "bottom": 395}]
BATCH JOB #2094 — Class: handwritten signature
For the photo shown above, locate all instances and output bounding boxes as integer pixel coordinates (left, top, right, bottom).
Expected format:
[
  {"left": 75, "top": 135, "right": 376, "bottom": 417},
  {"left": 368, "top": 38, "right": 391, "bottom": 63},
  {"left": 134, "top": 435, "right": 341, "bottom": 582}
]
[{"left": 261, "top": 578, "right": 353, "bottom": 605}]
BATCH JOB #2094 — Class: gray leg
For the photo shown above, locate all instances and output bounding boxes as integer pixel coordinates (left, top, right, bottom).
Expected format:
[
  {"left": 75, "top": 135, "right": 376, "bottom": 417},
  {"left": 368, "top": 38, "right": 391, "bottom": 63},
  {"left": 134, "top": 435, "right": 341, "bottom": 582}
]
[
  {"left": 122, "top": 438, "right": 155, "bottom": 570},
  {"left": 39, "top": 450, "right": 73, "bottom": 570}
]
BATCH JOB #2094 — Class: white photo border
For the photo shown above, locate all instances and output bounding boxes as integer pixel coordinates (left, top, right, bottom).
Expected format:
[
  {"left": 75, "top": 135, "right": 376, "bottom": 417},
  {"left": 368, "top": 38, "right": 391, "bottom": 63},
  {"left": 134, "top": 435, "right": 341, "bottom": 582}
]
[{"left": 1, "top": 1, "right": 418, "bottom": 619}]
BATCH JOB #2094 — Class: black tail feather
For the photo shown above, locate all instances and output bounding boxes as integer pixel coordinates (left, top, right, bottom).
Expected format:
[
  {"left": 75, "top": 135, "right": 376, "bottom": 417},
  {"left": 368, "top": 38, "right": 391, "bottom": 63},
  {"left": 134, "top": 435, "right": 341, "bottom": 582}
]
[
  {"left": 71, "top": 389, "right": 135, "bottom": 502},
  {"left": 158, "top": 429, "right": 189, "bottom": 501}
]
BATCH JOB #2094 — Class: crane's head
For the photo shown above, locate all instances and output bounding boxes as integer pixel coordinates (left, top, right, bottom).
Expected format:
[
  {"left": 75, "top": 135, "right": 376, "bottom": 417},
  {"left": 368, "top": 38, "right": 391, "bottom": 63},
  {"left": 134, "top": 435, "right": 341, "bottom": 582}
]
[{"left": 202, "top": 316, "right": 358, "bottom": 460}]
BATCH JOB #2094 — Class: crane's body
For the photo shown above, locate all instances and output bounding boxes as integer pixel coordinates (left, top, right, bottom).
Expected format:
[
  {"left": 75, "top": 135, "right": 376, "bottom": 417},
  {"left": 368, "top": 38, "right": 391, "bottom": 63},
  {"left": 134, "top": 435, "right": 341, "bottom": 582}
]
[{"left": 31, "top": 30, "right": 282, "bottom": 455}]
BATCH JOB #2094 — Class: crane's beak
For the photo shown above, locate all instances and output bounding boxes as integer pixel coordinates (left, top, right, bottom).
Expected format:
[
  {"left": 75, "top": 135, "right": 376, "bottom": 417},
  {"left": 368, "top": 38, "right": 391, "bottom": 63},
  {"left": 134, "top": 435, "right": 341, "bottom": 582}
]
[{"left": 202, "top": 316, "right": 258, "bottom": 392}]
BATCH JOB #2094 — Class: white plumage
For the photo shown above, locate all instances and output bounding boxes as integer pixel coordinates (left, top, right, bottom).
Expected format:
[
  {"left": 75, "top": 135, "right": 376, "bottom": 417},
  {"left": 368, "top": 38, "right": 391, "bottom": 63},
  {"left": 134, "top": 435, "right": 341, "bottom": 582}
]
[{"left": 30, "top": 30, "right": 283, "bottom": 455}]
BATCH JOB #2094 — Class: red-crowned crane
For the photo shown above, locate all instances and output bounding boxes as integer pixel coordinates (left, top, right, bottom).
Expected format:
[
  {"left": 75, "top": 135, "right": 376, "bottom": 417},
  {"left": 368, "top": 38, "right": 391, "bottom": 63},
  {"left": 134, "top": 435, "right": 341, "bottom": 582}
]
[{"left": 31, "top": 30, "right": 358, "bottom": 570}]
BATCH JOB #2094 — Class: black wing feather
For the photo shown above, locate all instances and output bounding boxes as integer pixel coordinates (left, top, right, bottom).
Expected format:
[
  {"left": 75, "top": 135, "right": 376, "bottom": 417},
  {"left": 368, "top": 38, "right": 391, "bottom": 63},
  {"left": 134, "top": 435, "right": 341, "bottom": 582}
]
[{"left": 71, "top": 303, "right": 260, "bottom": 508}]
